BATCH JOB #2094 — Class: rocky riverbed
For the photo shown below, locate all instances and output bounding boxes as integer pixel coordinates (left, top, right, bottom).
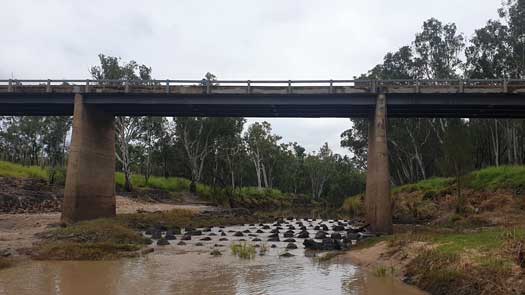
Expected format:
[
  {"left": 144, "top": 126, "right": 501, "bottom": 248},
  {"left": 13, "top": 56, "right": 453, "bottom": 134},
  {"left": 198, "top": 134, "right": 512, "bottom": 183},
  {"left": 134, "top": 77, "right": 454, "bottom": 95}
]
[{"left": 143, "top": 217, "right": 375, "bottom": 254}]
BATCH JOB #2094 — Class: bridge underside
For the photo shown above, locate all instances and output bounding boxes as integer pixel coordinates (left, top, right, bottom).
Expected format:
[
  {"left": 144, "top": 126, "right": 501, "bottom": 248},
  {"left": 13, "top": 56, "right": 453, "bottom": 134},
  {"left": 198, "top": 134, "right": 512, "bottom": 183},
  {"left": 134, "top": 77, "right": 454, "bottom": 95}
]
[
  {"left": 3, "top": 90, "right": 522, "bottom": 233},
  {"left": 2, "top": 92, "right": 525, "bottom": 118}
]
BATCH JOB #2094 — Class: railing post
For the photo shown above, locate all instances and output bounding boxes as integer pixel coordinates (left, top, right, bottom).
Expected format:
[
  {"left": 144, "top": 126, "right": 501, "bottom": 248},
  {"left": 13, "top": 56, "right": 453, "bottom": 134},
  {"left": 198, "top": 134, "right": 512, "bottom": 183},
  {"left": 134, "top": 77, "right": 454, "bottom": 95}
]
[
  {"left": 46, "top": 79, "right": 51, "bottom": 93},
  {"left": 85, "top": 80, "right": 90, "bottom": 93},
  {"left": 206, "top": 81, "right": 211, "bottom": 94},
  {"left": 371, "top": 80, "right": 377, "bottom": 93},
  {"left": 415, "top": 80, "right": 420, "bottom": 93},
  {"left": 247, "top": 80, "right": 251, "bottom": 94},
  {"left": 124, "top": 81, "right": 130, "bottom": 93},
  {"left": 165, "top": 80, "right": 170, "bottom": 94},
  {"left": 503, "top": 78, "right": 508, "bottom": 93},
  {"left": 8, "top": 79, "right": 13, "bottom": 93},
  {"left": 458, "top": 79, "right": 464, "bottom": 93},
  {"left": 329, "top": 79, "right": 333, "bottom": 94},
  {"left": 288, "top": 80, "right": 292, "bottom": 94}
]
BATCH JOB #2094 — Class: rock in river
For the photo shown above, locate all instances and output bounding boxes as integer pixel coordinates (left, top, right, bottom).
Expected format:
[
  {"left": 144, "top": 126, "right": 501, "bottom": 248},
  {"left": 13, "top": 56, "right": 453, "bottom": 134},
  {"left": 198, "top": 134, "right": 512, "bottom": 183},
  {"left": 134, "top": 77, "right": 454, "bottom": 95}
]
[
  {"left": 165, "top": 231, "right": 176, "bottom": 240},
  {"left": 283, "top": 231, "right": 294, "bottom": 238},
  {"left": 286, "top": 243, "right": 298, "bottom": 249},
  {"left": 296, "top": 231, "right": 309, "bottom": 239},
  {"left": 315, "top": 231, "right": 327, "bottom": 239},
  {"left": 157, "top": 238, "right": 170, "bottom": 246}
]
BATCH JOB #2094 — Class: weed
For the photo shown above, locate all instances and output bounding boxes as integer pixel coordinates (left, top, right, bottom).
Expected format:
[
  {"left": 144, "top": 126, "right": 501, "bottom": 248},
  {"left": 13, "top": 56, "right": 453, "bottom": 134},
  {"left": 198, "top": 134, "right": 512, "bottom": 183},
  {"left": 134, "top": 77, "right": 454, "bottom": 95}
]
[
  {"left": 231, "top": 243, "right": 256, "bottom": 259},
  {"left": 373, "top": 266, "right": 388, "bottom": 277},
  {"left": 341, "top": 195, "right": 363, "bottom": 216}
]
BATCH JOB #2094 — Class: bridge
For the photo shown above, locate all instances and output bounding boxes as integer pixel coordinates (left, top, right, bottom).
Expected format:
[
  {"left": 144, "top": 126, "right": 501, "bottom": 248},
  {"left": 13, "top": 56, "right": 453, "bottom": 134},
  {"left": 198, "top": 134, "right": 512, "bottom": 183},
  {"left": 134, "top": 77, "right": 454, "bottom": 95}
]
[{"left": 1, "top": 78, "right": 525, "bottom": 234}]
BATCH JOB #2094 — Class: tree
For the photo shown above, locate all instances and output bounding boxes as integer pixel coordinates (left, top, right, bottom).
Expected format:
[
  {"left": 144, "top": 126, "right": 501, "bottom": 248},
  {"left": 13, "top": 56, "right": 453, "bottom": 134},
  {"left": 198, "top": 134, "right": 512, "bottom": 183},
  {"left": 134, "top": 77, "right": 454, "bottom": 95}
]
[
  {"left": 90, "top": 54, "right": 153, "bottom": 191},
  {"left": 304, "top": 143, "right": 336, "bottom": 201},
  {"left": 441, "top": 119, "right": 473, "bottom": 213},
  {"left": 138, "top": 117, "right": 165, "bottom": 184},
  {"left": 175, "top": 117, "right": 215, "bottom": 193},
  {"left": 244, "top": 122, "right": 281, "bottom": 190},
  {"left": 42, "top": 116, "right": 72, "bottom": 184}
]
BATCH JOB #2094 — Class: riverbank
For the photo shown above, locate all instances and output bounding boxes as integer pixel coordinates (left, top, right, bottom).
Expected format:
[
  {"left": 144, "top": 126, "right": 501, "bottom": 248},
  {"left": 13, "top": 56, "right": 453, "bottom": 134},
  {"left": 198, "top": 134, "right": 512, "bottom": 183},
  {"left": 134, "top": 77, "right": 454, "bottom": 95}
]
[
  {"left": 0, "top": 196, "right": 214, "bottom": 258},
  {"left": 344, "top": 226, "right": 525, "bottom": 295}
]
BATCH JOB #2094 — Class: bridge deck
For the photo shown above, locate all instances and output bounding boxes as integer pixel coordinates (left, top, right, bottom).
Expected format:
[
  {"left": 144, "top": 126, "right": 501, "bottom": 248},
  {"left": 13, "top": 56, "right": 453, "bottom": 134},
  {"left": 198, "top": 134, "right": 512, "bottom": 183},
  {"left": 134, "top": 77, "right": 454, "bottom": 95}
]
[{"left": 1, "top": 79, "right": 524, "bottom": 118}]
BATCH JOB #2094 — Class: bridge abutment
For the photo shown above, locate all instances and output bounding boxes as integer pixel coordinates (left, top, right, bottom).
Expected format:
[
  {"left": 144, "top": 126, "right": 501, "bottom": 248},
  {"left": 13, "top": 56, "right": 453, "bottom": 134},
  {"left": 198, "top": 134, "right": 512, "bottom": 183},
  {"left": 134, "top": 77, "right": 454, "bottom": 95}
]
[
  {"left": 61, "top": 93, "right": 116, "bottom": 223},
  {"left": 365, "top": 93, "right": 393, "bottom": 234}
]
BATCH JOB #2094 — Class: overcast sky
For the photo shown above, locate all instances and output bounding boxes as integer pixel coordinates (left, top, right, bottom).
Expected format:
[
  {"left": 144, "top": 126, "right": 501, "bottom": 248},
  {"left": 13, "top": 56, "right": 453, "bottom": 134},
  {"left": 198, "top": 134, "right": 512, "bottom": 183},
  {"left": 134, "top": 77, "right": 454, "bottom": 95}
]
[{"left": 1, "top": 0, "right": 501, "bottom": 154}]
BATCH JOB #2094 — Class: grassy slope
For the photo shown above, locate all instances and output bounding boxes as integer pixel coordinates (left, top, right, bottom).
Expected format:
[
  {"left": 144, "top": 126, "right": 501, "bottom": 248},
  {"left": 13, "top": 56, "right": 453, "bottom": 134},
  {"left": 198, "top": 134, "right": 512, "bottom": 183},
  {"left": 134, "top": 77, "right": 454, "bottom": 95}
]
[
  {"left": 0, "top": 161, "right": 48, "bottom": 179},
  {"left": 343, "top": 166, "right": 525, "bottom": 295},
  {"left": 0, "top": 160, "right": 290, "bottom": 208}
]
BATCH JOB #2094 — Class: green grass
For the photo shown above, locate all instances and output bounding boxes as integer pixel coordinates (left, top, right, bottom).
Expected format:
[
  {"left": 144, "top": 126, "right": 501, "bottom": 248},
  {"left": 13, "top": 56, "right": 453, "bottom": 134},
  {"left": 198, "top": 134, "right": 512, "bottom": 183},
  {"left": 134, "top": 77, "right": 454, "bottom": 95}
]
[
  {"left": 393, "top": 177, "right": 452, "bottom": 194},
  {"left": 115, "top": 172, "right": 190, "bottom": 192},
  {"left": 390, "top": 165, "right": 525, "bottom": 194},
  {"left": 0, "top": 161, "right": 48, "bottom": 179},
  {"left": 465, "top": 165, "right": 525, "bottom": 191},
  {"left": 0, "top": 160, "right": 293, "bottom": 209},
  {"left": 341, "top": 195, "right": 363, "bottom": 216},
  {"left": 431, "top": 228, "right": 525, "bottom": 255},
  {"left": 230, "top": 243, "right": 256, "bottom": 259}
]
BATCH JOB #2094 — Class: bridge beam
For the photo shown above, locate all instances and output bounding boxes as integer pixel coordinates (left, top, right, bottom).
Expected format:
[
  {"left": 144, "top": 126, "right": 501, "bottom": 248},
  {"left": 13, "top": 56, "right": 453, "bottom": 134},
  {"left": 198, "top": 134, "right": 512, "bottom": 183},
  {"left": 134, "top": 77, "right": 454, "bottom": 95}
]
[
  {"left": 365, "top": 93, "right": 393, "bottom": 234},
  {"left": 61, "top": 93, "right": 116, "bottom": 223}
]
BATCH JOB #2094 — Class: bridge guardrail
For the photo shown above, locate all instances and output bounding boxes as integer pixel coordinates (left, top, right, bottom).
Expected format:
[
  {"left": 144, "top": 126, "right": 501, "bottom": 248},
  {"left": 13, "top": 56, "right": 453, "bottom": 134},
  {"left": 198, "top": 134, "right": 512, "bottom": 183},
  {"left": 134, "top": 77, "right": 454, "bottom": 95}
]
[{"left": 0, "top": 79, "right": 524, "bottom": 94}]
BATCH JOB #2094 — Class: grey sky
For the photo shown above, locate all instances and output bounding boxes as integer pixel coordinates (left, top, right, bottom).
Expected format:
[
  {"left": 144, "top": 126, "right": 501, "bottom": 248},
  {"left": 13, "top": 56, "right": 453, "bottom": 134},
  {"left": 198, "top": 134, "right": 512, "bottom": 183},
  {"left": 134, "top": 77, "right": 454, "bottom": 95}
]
[{"left": 1, "top": 0, "right": 501, "bottom": 154}]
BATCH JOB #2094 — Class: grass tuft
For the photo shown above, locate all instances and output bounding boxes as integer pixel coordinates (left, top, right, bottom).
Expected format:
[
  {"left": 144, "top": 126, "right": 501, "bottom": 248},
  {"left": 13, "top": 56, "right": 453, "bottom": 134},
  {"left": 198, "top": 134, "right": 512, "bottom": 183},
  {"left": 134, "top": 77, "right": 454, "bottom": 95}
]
[{"left": 231, "top": 243, "right": 256, "bottom": 259}]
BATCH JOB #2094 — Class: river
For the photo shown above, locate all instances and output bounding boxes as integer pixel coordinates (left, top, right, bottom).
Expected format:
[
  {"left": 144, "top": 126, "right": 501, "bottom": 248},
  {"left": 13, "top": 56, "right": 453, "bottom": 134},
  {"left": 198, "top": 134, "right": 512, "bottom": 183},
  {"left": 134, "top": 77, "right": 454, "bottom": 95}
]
[{"left": 0, "top": 219, "right": 424, "bottom": 295}]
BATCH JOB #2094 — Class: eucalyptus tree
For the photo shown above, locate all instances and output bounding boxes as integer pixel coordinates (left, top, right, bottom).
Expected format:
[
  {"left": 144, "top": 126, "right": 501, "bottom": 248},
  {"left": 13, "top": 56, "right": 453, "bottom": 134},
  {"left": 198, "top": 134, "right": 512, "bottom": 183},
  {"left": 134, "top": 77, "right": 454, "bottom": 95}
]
[
  {"left": 304, "top": 143, "right": 336, "bottom": 200},
  {"left": 243, "top": 121, "right": 281, "bottom": 189},
  {"left": 90, "top": 54, "right": 153, "bottom": 191}
]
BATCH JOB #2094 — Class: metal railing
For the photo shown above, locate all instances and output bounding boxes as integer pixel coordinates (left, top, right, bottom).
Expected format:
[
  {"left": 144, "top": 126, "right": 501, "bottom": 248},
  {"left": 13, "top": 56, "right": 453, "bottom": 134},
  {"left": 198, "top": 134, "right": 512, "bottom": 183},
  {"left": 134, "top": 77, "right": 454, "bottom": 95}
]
[{"left": 1, "top": 79, "right": 524, "bottom": 94}]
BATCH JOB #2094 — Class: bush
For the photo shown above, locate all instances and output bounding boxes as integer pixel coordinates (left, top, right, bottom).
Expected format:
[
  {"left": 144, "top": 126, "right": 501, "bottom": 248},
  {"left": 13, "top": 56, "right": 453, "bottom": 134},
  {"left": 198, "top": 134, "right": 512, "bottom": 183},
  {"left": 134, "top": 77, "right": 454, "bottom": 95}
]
[
  {"left": 231, "top": 243, "right": 256, "bottom": 259},
  {"left": 341, "top": 195, "right": 363, "bottom": 216}
]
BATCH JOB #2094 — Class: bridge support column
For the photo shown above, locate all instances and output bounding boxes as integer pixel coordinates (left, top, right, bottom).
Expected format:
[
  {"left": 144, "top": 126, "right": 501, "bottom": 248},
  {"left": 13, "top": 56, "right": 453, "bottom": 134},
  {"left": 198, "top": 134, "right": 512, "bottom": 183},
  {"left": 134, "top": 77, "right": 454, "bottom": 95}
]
[
  {"left": 61, "top": 93, "right": 116, "bottom": 223},
  {"left": 365, "top": 93, "right": 393, "bottom": 234}
]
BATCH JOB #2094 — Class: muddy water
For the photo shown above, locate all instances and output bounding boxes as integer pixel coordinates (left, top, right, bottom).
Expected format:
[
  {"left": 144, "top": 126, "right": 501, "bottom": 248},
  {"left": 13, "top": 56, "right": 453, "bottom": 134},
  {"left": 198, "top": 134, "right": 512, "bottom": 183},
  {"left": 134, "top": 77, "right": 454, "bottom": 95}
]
[{"left": 0, "top": 219, "right": 424, "bottom": 295}]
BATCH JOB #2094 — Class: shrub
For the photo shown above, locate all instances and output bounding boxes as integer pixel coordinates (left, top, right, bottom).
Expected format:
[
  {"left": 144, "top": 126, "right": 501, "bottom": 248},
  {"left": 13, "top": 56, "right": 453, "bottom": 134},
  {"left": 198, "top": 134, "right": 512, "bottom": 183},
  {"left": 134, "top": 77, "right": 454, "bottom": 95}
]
[
  {"left": 341, "top": 195, "right": 363, "bottom": 216},
  {"left": 231, "top": 243, "right": 256, "bottom": 259}
]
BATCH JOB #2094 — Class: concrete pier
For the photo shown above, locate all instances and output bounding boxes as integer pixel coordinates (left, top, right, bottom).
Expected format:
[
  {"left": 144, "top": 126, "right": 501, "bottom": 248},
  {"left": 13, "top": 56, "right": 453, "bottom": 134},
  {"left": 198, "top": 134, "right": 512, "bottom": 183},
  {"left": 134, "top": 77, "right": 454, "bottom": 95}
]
[
  {"left": 365, "top": 93, "right": 393, "bottom": 234},
  {"left": 61, "top": 94, "right": 116, "bottom": 223}
]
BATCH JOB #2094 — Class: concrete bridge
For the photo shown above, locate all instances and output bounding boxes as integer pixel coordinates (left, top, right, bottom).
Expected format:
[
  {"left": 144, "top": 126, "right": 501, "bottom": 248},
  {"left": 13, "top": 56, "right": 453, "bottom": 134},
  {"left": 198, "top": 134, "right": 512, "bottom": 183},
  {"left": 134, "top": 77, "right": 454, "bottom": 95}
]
[{"left": 2, "top": 78, "right": 525, "bottom": 234}]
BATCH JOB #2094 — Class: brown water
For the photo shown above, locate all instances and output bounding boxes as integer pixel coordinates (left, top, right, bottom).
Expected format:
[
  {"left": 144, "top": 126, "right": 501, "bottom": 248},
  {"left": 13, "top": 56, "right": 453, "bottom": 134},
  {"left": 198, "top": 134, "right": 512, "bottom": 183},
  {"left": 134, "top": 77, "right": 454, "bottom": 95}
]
[{"left": 0, "top": 220, "right": 425, "bottom": 295}]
